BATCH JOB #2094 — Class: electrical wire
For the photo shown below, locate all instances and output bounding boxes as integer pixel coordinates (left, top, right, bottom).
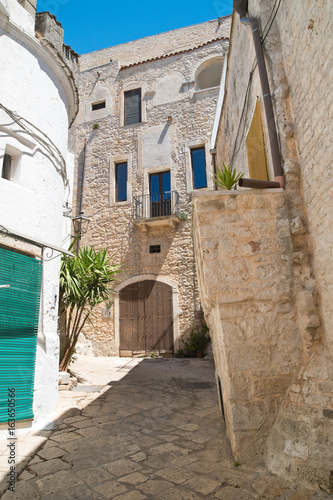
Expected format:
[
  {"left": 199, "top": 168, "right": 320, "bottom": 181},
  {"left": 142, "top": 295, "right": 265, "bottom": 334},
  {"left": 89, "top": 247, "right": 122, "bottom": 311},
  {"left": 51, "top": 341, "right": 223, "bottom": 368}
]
[
  {"left": 229, "top": 0, "right": 282, "bottom": 166},
  {"left": 230, "top": 60, "right": 257, "bottom": 165},
  {"left": 262, "top": 0, "right": 282, "bottom": 42},
  {"left": 0, "top": 102, "right": 68, "bottom": 185}
]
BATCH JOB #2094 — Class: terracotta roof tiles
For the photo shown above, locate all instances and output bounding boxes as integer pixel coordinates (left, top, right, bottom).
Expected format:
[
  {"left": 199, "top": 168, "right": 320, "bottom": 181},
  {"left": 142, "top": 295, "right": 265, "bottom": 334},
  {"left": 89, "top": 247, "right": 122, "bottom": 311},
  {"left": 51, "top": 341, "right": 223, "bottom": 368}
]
[{"left": 120, "top": 36, "right": 229, "bottom": 70}]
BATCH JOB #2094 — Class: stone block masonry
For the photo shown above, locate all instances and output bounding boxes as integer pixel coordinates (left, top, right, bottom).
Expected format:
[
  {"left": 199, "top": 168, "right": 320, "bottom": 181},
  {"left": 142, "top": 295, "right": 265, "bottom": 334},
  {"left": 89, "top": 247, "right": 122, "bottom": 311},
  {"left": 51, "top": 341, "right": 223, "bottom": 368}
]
[
  {"left": 74, "top": 19, "right": 230, "bottom": 355},
  {"left": 211, "top": 0, "right": 333, "bottom": 491},
  {"left": 193, "top": 188, "right": 333, "bottom": 493},
  {"left": 193, "top": 190, "right": 302, "bottom": 462}
]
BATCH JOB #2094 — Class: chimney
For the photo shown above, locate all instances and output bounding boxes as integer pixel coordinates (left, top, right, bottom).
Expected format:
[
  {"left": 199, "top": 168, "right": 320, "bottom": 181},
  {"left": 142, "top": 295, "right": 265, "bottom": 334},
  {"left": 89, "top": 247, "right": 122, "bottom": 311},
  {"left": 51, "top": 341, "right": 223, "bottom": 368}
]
[{"left": 17, "top": 0, "right": 37, "bottom": 19}]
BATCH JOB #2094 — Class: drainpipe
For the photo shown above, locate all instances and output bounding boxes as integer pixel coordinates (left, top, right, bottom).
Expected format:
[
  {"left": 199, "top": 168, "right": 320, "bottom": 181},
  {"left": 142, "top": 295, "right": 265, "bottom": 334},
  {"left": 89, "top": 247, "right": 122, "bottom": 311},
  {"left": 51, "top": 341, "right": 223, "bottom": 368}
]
[
  {"left": 77, "top": 138, "right": 88, "bottom": 250},
  {"left": 233, "top": 1, "right": 284, "bottom": 188},
  {"left": 239, "top": 178, "right": 280, "bottom": 189},
  {"left": 210, "top": 149, "right": 218, "bottom": 191}
]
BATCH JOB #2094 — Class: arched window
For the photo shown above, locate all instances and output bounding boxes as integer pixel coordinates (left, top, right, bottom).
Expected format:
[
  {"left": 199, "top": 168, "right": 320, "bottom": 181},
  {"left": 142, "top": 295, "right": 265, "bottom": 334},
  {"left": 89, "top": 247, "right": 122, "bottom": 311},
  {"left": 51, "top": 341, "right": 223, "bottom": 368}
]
[{"left": 195, "top": 59, "right": 224, "bottom": 91}]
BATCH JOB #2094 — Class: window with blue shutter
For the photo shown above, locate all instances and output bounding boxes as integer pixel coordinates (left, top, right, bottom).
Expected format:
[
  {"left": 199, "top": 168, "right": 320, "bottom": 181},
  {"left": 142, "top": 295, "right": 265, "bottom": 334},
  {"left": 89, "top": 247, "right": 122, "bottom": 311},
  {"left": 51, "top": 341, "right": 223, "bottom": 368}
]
[
  {"left": 191, "top": 147, "right": 207, "bottom": 189},
  {"left": 115, "top": 162, "right": 128, "bottom": 202}
]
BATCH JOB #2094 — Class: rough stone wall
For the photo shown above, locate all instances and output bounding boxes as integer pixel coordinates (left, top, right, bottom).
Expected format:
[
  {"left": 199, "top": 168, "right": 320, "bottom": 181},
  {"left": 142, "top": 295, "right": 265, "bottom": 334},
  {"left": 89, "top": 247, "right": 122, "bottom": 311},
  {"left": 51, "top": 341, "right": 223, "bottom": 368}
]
[
  {"left": 74, "top": 24, "right": 230, "bottom": 355},
  {"left": 35, "top": 12, "right": 64, "bottom": 53},
  {"left": 192, "top": 190, "right": 303, "bottom": 461},
  {"left": 79, "top": 17, "right": 231, "bottom": 69},
  {"left": 208, "top": 0, "right": 333, "bottom": 492},
  {"left": 274, "top": 1, "right": 333, "bottom": 358}
]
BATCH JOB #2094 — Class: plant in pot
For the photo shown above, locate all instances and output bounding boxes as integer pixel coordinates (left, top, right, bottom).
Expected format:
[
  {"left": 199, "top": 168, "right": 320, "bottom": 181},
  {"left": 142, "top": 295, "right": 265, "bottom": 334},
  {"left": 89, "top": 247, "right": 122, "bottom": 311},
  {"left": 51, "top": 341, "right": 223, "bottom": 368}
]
[
  {"left": 213, "top": 162, "right": 244, "bottom": 190},
  {"left": 182, "top": 324, "right": 211, "bottom": 358}
]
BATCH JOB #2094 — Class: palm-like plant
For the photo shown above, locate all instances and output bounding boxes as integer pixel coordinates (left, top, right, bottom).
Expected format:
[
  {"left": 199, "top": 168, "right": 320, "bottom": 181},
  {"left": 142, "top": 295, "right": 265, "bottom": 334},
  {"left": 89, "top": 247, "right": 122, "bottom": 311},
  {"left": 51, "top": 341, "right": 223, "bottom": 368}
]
[
  {"left": 213, "top": 162, "right": 244, "bottom": 190},
  {"left": 59, "top": 246, "right": 121, "bottom": 372}
]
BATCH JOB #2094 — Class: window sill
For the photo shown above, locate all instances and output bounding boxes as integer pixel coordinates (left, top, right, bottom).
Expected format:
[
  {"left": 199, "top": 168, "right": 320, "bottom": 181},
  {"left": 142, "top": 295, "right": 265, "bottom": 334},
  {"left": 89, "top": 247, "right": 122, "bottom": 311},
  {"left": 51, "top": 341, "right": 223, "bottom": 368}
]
[
  {"left": 194, "top": 86, "right": 220, "bottom": 94},
  {"left": 110, "top": 200, "right": 132, "bottom": 207},
  {"left": 134, "top": 214, "right": 181, "bottom": 232},
  {"left": 123, "top": 121, "right": 145, "bottom": 128}
]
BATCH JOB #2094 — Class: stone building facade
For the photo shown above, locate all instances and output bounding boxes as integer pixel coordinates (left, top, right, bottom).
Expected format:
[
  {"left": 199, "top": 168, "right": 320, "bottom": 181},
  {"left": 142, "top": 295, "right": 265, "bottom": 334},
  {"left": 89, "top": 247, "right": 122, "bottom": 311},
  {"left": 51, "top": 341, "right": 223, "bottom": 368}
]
[
  {"left": 193, "top": 0, "right": 333, "bottom": 493},
  {"left": 76, "top": 18, "right": 230, "bottom": 355},
  {"left": 0, "top": 0, "right": 78, "bottom": 430},
  {"left": 74, "top": 18, "right": 231, "bottom": 356}
]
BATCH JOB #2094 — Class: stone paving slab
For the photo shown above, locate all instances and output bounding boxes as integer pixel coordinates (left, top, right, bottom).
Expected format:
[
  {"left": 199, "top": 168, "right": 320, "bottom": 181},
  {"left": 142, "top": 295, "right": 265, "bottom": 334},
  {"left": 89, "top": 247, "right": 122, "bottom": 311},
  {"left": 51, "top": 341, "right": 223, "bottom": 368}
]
[{"left": 0, "top": 356, "right": 332, "bottom": 499}]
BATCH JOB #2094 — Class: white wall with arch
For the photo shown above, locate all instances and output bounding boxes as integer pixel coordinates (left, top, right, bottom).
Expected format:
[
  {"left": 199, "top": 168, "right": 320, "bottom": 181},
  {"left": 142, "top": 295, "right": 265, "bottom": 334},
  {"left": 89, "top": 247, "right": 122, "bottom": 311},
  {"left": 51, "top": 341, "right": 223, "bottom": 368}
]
[{"left": 194, "top": 56, "right": 225, "bottom": 91}]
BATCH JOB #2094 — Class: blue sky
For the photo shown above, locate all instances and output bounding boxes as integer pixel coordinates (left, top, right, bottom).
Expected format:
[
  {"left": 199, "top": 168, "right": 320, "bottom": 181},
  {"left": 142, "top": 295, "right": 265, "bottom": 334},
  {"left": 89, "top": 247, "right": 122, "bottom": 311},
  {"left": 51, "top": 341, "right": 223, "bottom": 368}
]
[{"left": 36, "top": 0, "right": 233, "bottom": 55}]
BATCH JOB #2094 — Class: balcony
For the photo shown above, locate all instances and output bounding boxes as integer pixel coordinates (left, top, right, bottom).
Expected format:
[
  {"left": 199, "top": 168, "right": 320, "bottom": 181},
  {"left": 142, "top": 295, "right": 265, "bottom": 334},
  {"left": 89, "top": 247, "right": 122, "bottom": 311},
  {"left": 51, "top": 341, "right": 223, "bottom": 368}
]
[{"left": 133, "top": 191, "right": 180, "bottom": 231}]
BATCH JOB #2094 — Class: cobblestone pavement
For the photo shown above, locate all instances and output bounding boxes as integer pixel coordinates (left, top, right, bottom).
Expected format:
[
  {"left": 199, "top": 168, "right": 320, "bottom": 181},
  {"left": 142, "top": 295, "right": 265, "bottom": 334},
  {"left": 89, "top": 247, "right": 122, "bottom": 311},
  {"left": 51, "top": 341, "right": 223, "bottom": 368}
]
[{"left": 0, "top": 357, "right": 331, "bottom": 499}]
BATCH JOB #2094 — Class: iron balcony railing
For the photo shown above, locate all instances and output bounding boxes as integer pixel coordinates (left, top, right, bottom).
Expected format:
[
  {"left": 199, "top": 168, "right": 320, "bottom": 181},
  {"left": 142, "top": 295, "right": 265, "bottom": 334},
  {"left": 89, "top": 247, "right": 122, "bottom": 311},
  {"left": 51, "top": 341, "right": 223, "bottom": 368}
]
[{"left": 133, "top": 191, "right": 180, "bottom": 220}]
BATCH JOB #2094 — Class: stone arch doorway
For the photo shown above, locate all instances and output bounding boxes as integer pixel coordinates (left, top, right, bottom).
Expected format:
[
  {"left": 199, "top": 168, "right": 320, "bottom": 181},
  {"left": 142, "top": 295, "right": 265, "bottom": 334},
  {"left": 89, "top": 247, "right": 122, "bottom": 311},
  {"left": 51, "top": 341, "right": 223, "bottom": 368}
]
[{"left": 116, "top": 277, "right": 177, "bottom": 357}]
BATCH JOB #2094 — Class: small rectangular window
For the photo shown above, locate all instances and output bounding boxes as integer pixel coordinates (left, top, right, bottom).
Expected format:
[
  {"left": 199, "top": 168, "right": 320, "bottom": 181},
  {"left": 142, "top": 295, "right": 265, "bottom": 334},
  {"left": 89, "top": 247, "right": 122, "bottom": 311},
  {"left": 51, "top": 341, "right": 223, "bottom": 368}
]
[
  {"left": 2, "top": 154, "right": 11, "bottom": 181},
  {"left": 191, "top": 147, "right": 207, "bottom": 189},
  {"left": 92, "top": 101, "right": 106, "bottom": 111},
  {"left": 115, "top": 162, "right": 127, "bottom": 202},
  {"left": 124, "top": 89, "right": 141, "bottom": 125},
  {"left": 149, "top": 245, "right": 161, "bottom": 254}
]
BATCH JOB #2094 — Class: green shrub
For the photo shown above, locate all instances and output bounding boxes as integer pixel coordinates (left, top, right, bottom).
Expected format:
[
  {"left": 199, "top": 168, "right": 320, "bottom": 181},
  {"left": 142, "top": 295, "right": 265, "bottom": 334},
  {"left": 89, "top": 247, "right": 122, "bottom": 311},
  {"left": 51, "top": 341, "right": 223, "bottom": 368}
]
[
  {"left": 182, "top": 324, "right": 211, "bottom": 355},
  {"left": 213, "top": 162, "right": 244, "bottom": 190}
]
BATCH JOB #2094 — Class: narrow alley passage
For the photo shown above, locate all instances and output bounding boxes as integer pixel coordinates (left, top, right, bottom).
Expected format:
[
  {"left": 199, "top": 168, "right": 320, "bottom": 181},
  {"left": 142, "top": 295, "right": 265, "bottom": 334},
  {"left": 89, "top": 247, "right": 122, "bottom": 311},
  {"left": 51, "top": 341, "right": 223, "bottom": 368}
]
[{"left": 1, "top": 358, "right": 331, "bottom": 499}]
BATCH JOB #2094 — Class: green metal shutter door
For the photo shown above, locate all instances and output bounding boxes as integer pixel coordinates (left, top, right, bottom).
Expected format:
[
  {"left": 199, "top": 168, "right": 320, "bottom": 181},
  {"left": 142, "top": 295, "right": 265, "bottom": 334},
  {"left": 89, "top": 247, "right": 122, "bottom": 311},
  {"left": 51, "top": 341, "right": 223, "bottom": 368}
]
[{"left": 0, "top": 248, "right": 43, "bottom": 422}]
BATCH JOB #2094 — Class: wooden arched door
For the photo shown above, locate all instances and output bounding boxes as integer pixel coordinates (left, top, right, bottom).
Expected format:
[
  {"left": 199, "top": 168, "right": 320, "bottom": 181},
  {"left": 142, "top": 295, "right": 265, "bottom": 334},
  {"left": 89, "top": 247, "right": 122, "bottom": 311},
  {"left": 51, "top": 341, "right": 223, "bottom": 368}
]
[{"left": 119, "top": 280, "right": 173, "bottom": 356}]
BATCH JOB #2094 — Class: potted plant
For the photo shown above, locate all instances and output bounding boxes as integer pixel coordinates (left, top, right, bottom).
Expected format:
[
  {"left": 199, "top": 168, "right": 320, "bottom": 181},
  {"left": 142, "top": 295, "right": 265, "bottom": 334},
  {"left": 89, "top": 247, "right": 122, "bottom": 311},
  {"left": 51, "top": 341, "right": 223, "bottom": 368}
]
[
  {"left": 213, "top": 162, "right": 244, "bottom": 190},
  {"left": 182, "top": 324, "right": 211, "bottom": 358}
]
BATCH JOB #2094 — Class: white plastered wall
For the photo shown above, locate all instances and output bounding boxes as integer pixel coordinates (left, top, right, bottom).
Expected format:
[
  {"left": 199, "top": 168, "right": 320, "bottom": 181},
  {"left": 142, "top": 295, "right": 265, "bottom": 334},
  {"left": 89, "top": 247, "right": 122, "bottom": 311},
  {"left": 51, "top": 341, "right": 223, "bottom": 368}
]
[{"left": 0, "top": 0, "right": 75, "bottom": 431}]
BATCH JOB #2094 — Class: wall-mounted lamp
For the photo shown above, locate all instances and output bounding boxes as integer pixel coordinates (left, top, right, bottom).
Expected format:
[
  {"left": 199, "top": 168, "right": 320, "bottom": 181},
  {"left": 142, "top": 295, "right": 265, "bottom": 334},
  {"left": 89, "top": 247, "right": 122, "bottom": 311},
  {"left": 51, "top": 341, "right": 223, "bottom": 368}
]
[{"left": 72, "top": 211, "right": 90, "bottom": 237}]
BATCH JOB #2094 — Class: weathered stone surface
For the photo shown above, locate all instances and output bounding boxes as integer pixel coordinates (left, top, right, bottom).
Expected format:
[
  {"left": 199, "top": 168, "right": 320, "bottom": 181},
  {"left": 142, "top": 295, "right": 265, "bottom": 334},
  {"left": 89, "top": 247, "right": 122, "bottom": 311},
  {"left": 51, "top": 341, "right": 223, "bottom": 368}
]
[
  {"left": 74, "top": 19, "right": 230, "bottom": 357},
  {"left": 183, "top": 476, "right": 221, "bottom": 495},
  {"left": 284, "top": 440, "right": 309, "bottom": 460},
  {"left": 118, "top": 472, "right": 149, "bottom": 485},
  {"left": 36, "top": 470, "right": 84, "bottom": 495},
  {"left": 1, "top": 357, "right": 329, "bottom": 499},
  {"left": 76, "top": 466, "right": 114, "bottom": 485},
  {"left": 114, "top": 492, "right": 147, "bottom": 500},
  {"left": 38, "top": 446, "right": 66, "bottom": 460},
  {"left": 103, "top": 459, "right": 142, "bottom": 477},
  {"left": 156, "top": 488, "right": 202, "bottom": 500},
  {"left": 155, "top": 467, "right": 193, "bottom": 484},
  {"left": 137, "top": 479, "right": 174, "bottom": 495},
  {"left": 29, "top": 458, "right": 70, "bottom": 476},
  {"left": 253, "top": 377, "right": 291, "bottom": 397},
  {"left": 227, "top": 345, "right": 271, "bottom": 372},
  {"left": 49, "top": 431, "right": 81, "bottom": 444},
  {"left": 94, "top": 481, "right": 127, "bottom": 498},
  {"left": 214, "top": 485, "right": 257, "bottom": 500},
  {"left": 1, "top": 480, "right": 40, "bottom": 500},
  {"left": 231, "top": 402, "right": 267, "bottom": 431},
  {"left": 252, "top": 474, "right": 290, "bottom": 497},
  {"left": 215, "top": 466, "right": 252, "bottom": 487}
]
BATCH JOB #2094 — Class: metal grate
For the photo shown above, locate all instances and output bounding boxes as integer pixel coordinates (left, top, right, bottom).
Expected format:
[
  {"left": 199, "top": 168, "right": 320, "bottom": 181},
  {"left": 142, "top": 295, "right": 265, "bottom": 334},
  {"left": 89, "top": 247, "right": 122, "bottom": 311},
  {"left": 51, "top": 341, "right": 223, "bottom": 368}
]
[
  {"left": 149, "top": 245, "right": 161, "bottom": 254},
  {"left": 134, "top": 191, "right": 179, "bottom": 220}
]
